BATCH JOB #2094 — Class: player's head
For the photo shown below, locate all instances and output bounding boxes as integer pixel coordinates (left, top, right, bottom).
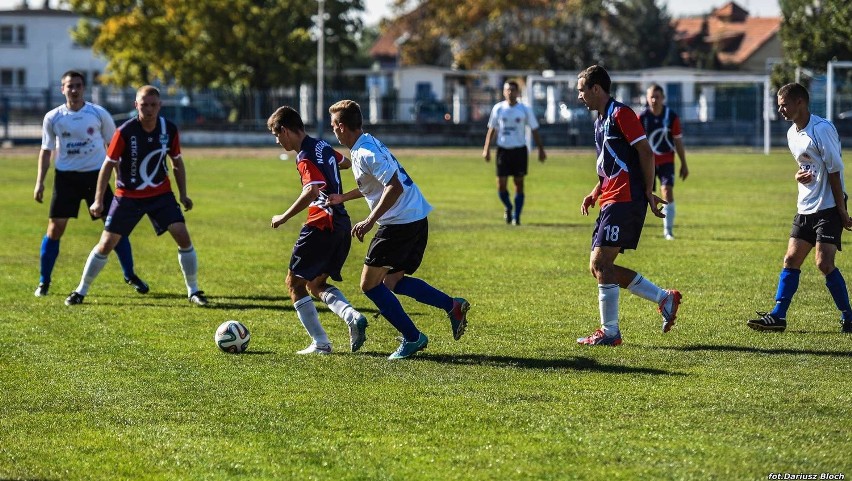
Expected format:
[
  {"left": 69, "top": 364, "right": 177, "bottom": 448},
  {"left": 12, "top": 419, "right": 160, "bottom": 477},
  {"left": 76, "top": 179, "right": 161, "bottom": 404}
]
[
  {"left": 60, "top": 70, "right": 85, "bottom": 104},
  {"left": 776, "top": 83, "right": 809, "bottom": 123},
  {"left": 329, "top": 100, "right": 363, "bottom": 148},
  {"left": 503, "top": 81, "right": 520, "bottom": 104},
  {"left": 267, "top": 106, "right": 305, "bottom": 151},
  {"left": 577, "top": 65, "right": 611, "bottom": 112},
  {"left": 134, "top": 85, "right": 161, "bottom": 121},
  {"left": 646, "top": 83, "right": 665, "bottom": 112}
]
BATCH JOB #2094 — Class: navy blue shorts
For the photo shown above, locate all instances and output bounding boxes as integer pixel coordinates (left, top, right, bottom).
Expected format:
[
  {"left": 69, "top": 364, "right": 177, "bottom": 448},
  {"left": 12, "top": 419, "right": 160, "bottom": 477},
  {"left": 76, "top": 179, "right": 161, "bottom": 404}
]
[
  {"left": 496, "top": 147, "right": 528, "bottom": 177},
  {"left": 104, "top": 192, "right": 185, "bottom": 237},
  {"left": 291, "top": 222, "right": 352, "bottom": 282},
  {"left": 365, "top": 218, "right": 428, "bottom": 275},
  {"left": 591, "top": 200, "right": 647, "bottom": 252},
  {"left": 655, "top": 162, "right": 675, "bottom": 187},
  {"left": 791, "top": 207, "right": 844, "bottom": 250},
  {"left": 49, "top": 169, "right": 116, "bottom": 220}
]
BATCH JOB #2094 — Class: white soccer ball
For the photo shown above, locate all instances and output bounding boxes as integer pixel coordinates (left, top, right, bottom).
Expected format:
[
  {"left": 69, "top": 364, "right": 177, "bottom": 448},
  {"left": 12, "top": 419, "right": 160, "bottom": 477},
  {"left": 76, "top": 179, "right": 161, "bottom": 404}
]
[{"left": 214, "top": 320, "right": 250, "bottom": 354}]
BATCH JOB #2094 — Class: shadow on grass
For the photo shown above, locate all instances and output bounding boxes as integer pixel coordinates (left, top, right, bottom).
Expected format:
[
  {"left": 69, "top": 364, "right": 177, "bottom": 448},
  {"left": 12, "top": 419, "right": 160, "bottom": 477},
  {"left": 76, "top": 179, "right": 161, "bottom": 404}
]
[
  {"left": 661, "top": 344, "right": 852, "bottom": 357},
  {"left": 359, "top": 352, "right": 683, "bottom": 375}
]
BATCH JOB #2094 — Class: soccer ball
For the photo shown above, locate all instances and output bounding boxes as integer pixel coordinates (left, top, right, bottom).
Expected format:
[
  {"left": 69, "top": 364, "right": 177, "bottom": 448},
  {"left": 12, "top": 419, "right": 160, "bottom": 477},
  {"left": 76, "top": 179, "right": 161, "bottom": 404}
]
[{"left": 214, "top": 320, "right": 250, "bottom": 353}]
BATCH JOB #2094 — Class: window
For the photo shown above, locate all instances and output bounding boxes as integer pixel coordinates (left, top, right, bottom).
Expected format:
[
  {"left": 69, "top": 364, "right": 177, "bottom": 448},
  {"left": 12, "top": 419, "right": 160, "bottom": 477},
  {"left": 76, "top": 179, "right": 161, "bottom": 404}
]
[
  {"left": 0, "top": 26, "right": 12, "bottom": 44},
  {"left": 16, "top": 25, "right": 25, "bottom": 44},
  {"left": 16, "top": 69, "right": 25, "bottom": 87},
  {"left": 0, "top": 70, "right": 13, "bottom": 87}
]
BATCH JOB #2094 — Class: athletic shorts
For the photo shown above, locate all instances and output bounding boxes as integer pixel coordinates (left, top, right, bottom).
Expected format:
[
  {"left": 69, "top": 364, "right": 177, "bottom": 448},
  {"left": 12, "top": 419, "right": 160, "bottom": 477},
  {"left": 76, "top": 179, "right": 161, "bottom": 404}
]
[
  {"left": 49, "top": 169, "right": 116, "bottom": 220},
  {"left": 104, "top": 192, "right": 185, "bottom": 237},
  {"left": 591, "top": 200, "right": 647, "bottom": 252},
  {"left": 496, "top": 146, "right": 528, "bottom": 178},
  {"left": 365, "top": 217, "right": 428, "bottom": 275},
  {"left": 655, "top": 162, "right": 675, "bottom": 187},
  {"left": 791, "top": 207, "right": 844, "bottom": 250},
  {"left": 290, "top": 222, "right": 352, "bottom": 282}
]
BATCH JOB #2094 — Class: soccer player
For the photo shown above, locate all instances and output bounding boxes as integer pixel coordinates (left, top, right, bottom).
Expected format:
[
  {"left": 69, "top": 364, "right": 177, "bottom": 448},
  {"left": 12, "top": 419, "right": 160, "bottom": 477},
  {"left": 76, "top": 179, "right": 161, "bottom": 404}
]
[
  {"left": 33, "top": 70, "right": 148, "bottom": 297},
  {"left": 575, "top": 65, "right": 682, "bottom": 346},
  {"left": 482, "top": 80, "right": 546, "bottom": 226},
  {"left": 266, "top": 106, "right": 369, "bottom": 354},
  {"left": 65, "top": 85, "right": 207, "bottom": 307},
  {"left": 748, "top": 83, "right": 852, "bottom": 334},
  {"left": 639, "top": 84, "right": 689, "bottom": 240},
  {"left": 326, "top": 99, "right": 470, "bottom": 360}
]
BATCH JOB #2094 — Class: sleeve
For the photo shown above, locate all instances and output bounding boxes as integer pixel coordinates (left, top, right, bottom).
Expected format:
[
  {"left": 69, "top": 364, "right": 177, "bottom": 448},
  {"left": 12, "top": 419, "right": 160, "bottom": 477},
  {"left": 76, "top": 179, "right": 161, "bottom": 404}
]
[
  {"left": 486, "top": 104, "right": 499, "bottom": 129},
  {"left": 328, "top": 147, "right": 344, "bottom": 165},
  {"left": 615, "top": 108, "right": 647, "bottom": 146},
  {"left": 368, "top": 150, "right": 398, "bottom": 186},
  {"left": 526, "top": 105, "right": 540, "bottom": 130},
  {"left": 97, "top": 105, "right": 116, "bottom": 143},
  {"left": 297, "top": 159, "right": 327, "bottom": 188},
  {"left": 816, "top": 123, "right": 843, "bottom": 174},
  {"left": 671, "top": 113, "right": 683, "bottom": 138},
  {"left": 40, "top": 112, "right": 54, "bottom": 151},
  {"left": 169, "top": 127, "right": 182, "bottom": 159},
  {"left": 105, "top": 129, "right": 124, "bottom": 162}
]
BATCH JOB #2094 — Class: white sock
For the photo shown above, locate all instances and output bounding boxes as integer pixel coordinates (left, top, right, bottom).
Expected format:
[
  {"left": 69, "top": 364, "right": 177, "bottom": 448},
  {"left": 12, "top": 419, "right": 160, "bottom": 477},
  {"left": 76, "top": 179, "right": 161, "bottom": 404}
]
[
  {"left": 599, "top": 284, "right": 620, "bottom": 334},
  {"left": 177, "top": 245, "right": 199, "bottom": 296},
  {"left": 627, "top": 274, "right": 666, "bottom": 303},
  {"left": 320, "top": 287, "right": 362, "bottom": 325},
  {"left": 75, "top": 248, "right": 108, "bottom": 295},
  {"left": 294, "top": 296, "right": 330, "bottom": 345},
  {"left": 663, "top": 201, "right": 675, "bottom": 234}
]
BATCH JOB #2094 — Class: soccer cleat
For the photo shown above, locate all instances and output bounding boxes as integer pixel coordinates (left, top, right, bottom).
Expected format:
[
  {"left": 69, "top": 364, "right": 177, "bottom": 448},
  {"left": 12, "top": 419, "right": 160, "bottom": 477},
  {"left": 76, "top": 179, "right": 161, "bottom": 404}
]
[
  {"left": 659, "top": 289, "right": 682, "bottom": 333},
  {"left": 388, "top": 332, "right": 429, "bottom": 360},
  {"left": 188, "top": 291, "right": 209, "bottom": 306},
  {"left": 664, "top": 232, "right": 675, "bottom": 241},
  {"left": 747, "top": 311, "right": 787, "bottom": 332},
  {"left": 841, "top": 319, "right": 852, "bottom": 334},
  {"left": 512, "top": 218, "right": 521, "bottom": 226},
  {"left": 34, "top": 282, "right": 50, "bottom": 297},
  {"left": 125, "top": 275, "right": 150, "bottom": 294},
  {"left": 577, "top": 328, "right": 622, "bottom": 346},
  {"left": 504, "top": 209, "right": 513, "bottom": 224},
  {"left": 65, "top": 291, "right": 84, "bottom": 306},
  {"left": 349, "top": 315, "right": 369, "bottom": 352},
  {"left": 297, "top": 342, "right": 332, "bottom": 355},
  {"left": 448, "top": 297, "right": 470, "bottom": 340}
]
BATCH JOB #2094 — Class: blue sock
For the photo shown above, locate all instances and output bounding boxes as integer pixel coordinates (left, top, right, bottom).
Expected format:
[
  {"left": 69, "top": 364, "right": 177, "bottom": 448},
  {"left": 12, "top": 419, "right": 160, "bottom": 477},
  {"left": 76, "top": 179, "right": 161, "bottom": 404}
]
[
  {"left": 770, "top": 268, "right": 800, "bottom": 319},
  {"left": 114, "top": 236, "right": 135, "bottom": 278},
  {"left": 498, "top": 191, "right": 512, "bottom": 211},
  {"left": 393, "top": 276, "right": 454, "bottom": 312},
  {"left": 825, "top": 268, "right": 852, "bottom": 320},
  {"left": 39, "top": 235, "right": 60, "bottom": 284},
  {"left": 514, "top": 193, "right": 525, "bottom": 221},
  {"left": 364, "top": 284, "right": 420, "bottom": 341}
]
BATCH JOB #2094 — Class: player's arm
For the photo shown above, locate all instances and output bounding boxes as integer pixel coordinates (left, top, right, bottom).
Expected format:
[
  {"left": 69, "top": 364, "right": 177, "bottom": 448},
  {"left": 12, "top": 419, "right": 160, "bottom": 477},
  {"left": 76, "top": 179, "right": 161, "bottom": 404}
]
[
  {"left": 482, "top": 127, "right": 495, "bottom": 161},
  {"left": 88, "top": 159, "right": 116, "bottom": 218},
  {"left": 34, "top": 149, "right": 52, "bottom": 203},
  {"left": 170, "top": 154, "right": 193, "bottom": 211},
  {"left": 531, "top": 128, "right": 546, "bottom": 162},
  {"left": 827, "top": 172, "right": 852, "bottom": 230},
  {"left": 351, "top": 173, "right": 403, "bottom": 242},
  {"left": 581, "top": 179, "right": 603, "bottom": 216},
  {"left": 674, "top": 137, "right": 688, "bottom": 180},
  {"left": 635, "top": 138, "right": 665, "bottom": 218},
  {"left": 327, "top": 187, "right": 364, "bottom": 206},
  {"left": 337, "top": 156, "right": 352, "bottom": 170},
  {"left": 271, "top": 184, "right": 320, "bottom": 229}
]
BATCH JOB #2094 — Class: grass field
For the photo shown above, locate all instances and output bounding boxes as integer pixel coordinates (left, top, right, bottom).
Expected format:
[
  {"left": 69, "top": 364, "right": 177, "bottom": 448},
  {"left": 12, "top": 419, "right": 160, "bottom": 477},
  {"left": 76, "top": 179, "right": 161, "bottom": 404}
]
[{"left": 1, "top": 145, "right": 850, "bottom": 480}]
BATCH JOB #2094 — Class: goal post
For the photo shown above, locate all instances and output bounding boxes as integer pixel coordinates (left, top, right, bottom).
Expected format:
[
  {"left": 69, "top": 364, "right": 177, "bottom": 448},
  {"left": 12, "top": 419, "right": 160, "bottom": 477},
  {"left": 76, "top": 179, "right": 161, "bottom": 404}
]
[{"left": 826, "top": 60, "right": 852, "bottom": 121}]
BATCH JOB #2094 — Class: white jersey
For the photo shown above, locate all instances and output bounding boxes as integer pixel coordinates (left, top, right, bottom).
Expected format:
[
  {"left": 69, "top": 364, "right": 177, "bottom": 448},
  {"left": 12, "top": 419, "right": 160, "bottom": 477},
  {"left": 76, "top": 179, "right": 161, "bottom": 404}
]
[
  {"left": 41, "top": 101, "right": 116, "bottom": 172},
  {"left": 787, "top": 114, "right": 845, "bottom": 214},
  {"left": 349, "top": 133, "right": 432, "bottom": 225},
  {"left": 486, "top": 100, "right": 539, "bottom": 149}
]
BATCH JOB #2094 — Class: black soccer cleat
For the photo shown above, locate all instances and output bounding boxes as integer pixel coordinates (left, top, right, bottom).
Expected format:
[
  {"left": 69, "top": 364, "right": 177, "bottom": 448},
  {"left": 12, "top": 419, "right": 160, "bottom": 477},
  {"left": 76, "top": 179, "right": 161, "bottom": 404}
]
[
  {"left": 65, "top": 291, "right": 85, "bottom": 306},
  {"left": 125, "top": 275, "right": 150, "bottom": 294},
  {"left": 189, "top": 291, "right": 209, "bottom": 307},
  {"left": 34, "top": 282, "right": 50, "bottom": 297},
  {"left": 842, "top": 319, "right": 852, "bottom": 334},
  {"left": 747, "top": 311, "right": 786, "bottom": 332}
]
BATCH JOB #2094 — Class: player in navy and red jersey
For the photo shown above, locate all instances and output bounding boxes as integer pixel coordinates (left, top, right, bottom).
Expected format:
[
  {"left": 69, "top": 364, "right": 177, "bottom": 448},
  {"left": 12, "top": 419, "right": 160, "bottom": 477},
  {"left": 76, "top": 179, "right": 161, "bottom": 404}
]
[
  {"left": 639, "top": 84, "right": 689, "bottom": 240},
  {"left": 65, "top": 85, "right": 208, "bottom": 307},
  {"left": 576, "top": 65, "right": 682, "bottom": 346},
  {"left": 267, "top": 106, "right": 368, "bottom": 354}
]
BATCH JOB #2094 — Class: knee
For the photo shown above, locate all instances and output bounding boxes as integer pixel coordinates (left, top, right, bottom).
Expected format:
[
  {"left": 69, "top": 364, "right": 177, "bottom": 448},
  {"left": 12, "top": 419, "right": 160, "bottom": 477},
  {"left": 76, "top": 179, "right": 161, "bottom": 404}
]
[{"left": 816, "top": 259, "right": 835, "bottom": 276}]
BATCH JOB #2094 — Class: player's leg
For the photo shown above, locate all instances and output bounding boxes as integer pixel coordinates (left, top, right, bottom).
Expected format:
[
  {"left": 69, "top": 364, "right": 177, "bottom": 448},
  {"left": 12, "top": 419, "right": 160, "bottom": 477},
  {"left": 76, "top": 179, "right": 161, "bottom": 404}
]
[
  {"left": 38, "top": 170, "right": 81, "bottom": 296},
  {"left": 511, "top": 148, "right": 528, "bottom": 225},
  {"left": 579, "top": 245, "right": 624, "bottom": 345},
  {"left": 658, "top": 164, "right": 676, "bottom": 239},
  {"left": 496, "top": 147, "right": 513, "bottom": 223},
  {"left": 749, "top": 235, "right": 811, "bottom": 331},
  {"left": 813, "top": 212, "right": 852, "bottom": 330},
  {"left": 512, "top": 175, "right": 525, "bottom": 225},
  {"left": 167, "top": 221, "right": 205, "bottom": 304},
  {"left": 95, "top": 186, "right": 147, "bottom": 293},
  {"left": 65, "top": 230, "right": 123, "bottom": 305},
  {"left": 289, "top": 272, "right": 332, "bottom": 354},
  {"left": 311, "top": 276, "right": 369, "bottom": 352},
  {"left": 36, "top": 217, "right": 68, "bottom": 296}
]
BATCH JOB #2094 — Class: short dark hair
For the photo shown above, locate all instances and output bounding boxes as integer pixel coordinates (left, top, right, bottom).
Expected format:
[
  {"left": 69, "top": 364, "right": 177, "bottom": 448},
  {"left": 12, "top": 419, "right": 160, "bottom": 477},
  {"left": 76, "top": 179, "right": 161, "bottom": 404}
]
[
  {"left": 777, "top": 83, "right": 809, "bottom": 104},
  {"left": 647, "top": 83, "right": 664, "bottom": 96},
  {"left": 578, "top": 65, "right": 611, "bottom": 94},
  {"left": 504, "top": 80, "right": 520, "bottom": 90},
  {"left": 61, "top": 70, "right": 85, "bottom": 86},
  {"left": 267, "top": 106, "right": 304, "bottom": 133},
  {"left": 328, "top": 99, "right": 363, "bottom": 130}
]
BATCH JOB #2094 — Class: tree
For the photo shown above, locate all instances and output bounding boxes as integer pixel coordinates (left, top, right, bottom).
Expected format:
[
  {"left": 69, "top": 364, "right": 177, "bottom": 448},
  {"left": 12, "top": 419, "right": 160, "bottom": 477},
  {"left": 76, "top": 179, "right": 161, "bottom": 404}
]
[
  {"left": 66, "top": 0, "right": 365, "bottom": 91},
  {"left": 778, "top": 0, "right": 852, "bottom": 70}
]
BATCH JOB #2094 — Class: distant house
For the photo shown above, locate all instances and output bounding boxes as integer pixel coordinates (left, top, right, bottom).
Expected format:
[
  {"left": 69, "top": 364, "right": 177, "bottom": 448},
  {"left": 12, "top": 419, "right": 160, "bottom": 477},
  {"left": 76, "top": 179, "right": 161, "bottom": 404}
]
[{"left": 674, "top": 1, "right": 782, "bottom": 72}]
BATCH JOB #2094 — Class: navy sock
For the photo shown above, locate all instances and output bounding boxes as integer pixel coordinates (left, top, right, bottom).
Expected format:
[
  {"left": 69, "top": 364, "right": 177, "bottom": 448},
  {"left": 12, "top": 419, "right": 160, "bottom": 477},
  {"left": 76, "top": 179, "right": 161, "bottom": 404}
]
[
  {"left": 498, "top": 191, "right": 512, "bottom": 211},
  {"left": 514, "top": 193, "right": 525, "bottom": 221},
  {"left": 114, "top": 236, "right": 135, "bottom": 278},
  {"left": 393, "top": 276, "right": 454, "bottom": 312},
  {"left": 770, "top": 268, "right": 800, "bottom": 319},
  {"left": 364, "top": 284, "right": 420, "bottom": 341},
  {"left": 39, "top": 235, "right": 60, "bottom": 284},
  {"left": 825, "top": 268, "right": 852, "bottom": 320}
]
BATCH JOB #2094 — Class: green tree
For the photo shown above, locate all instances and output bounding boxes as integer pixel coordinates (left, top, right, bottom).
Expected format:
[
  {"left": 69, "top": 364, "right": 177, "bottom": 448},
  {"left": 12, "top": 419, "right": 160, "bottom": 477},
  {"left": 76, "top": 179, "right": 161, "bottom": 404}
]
[
  {"left": 779, "top": 0, "right": 852, "bottom": 69},
  {"left": 67, "top": 0, "right": 365, "bottom": 91}
]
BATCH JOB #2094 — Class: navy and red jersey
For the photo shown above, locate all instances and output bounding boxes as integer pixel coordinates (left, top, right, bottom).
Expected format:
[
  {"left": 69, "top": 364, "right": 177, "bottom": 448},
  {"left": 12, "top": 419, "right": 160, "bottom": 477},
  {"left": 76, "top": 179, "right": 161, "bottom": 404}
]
[
  {"left": 106, "top": 117, "right": 180, "bottom": 198},
  {"left": 297, "top": 135, "right": 349, "bottom": 230},
  {"left": 594, "top": 98, "right": 648, "bottom": 207},
  {"left": 639, "top": 106, "right": 682, "bottom": 166}
]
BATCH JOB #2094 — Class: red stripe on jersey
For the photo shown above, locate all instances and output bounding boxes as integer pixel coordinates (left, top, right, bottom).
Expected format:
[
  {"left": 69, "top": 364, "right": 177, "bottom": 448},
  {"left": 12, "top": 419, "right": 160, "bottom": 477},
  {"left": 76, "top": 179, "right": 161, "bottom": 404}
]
[
  {"left": 599, "top": 170, "right": 634, "bottom": 206},
  {"left": 298, "top": 159, "right": 333, "bottom": 230}
]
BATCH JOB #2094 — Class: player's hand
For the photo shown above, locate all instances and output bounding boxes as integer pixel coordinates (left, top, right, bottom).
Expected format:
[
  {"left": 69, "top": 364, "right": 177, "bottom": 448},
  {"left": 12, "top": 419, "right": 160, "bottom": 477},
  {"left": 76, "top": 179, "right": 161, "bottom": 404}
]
[
  {"left": 180, "top": 196, "right": 193, "bottom": 211},
  {"left": 325, "top": 193, "right": 344, "bottom": 206},
  {"left": 647, "top": 191, "right": 667, "bottom": 218},
  {"left": 483, "top": 150, "right": 491, "bottom": 162},
  {"left": 680, "top": 164, "right": 689, "bottom": 181},
  {"left": 271, "top": 214, "right": 287, "bottom": 229},
  {"left": 795, "top": 169, "right": 813, "bottom": 185},
  {"left": 581, "top": 195, "right": 596, "bottom": 216},
  {"left": 840, "top": 210, "right": 852, "bottom": 231},
  {"left": 352, "top": 218, "right": 375, "bottom": 242},
  {"left": 34, "top": 183, "right": 44, "bottom": 203},
  {"left": 89, "top": 201, "right": 103, "bottom": 218},
  {"left": 538, "top": 148, "right": 546, "bottom": 163}
]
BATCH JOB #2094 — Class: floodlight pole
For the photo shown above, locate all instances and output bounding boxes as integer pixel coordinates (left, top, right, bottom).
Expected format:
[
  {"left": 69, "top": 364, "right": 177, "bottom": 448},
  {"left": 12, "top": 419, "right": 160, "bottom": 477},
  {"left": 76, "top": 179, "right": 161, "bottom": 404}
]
[{"left": 316, "top": 0, "right": 325, "bottom": 138}]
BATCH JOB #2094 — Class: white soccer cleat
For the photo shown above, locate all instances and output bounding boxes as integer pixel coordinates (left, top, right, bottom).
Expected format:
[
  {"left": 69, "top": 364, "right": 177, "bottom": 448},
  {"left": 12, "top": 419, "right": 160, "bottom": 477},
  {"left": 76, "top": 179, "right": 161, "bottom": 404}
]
[{"left": 297, "top": 342, "right": 332, "bottom": 355}]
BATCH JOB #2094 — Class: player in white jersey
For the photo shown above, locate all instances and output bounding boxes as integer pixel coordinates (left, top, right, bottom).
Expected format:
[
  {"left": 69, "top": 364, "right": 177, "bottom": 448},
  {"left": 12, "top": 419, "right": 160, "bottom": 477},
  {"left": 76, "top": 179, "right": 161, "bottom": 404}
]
[
  {"left": 327, "top": 100, "right": 470, "bottom": 360},
  {"left": 482, "top": 81, "right": 546, "bottom": 225},
  {"left": 32, "top": 70, "right": 147, "bottom": 298},
  {"left": 749, "top": 83, "right": 852, "bottom": 334}
]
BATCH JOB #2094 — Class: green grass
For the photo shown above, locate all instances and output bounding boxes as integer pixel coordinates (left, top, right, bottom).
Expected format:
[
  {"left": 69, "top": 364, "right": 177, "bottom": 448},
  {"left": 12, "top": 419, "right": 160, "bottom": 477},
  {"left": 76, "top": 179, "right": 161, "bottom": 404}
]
[{"left": 1, "top": 146, "right": 850, "bottom": 480}]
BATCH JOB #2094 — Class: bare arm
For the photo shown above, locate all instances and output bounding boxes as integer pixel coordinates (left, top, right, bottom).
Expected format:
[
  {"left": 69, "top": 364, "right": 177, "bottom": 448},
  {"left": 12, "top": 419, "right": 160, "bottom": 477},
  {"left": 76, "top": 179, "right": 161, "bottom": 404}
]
[
  {"left": 581, "top": 179, "right": 603, "bottom": 216},
  {"left": 88, "top": 160, "right": 116, "bottom": 218},
  {"left": 351, "top": 173, "right": 404, "bottom": 242},
  {"left": 327, "top": 187, "right": 365, "bottom": 206},
  {"left": 338, "top": 156, "right": 352, "bottom": 170},
  {"left": 674, "top": 137, "right": 688, "bottom": 180},
  {"left": 271, "top": 184, "right": 320, "bottom": 228},
  {"left": 635, "top": 138, "right": 665, "bottom": 218},
  {"left": 34, "top": 149, "right": 52, "bottom": 203},
  {"left": 170, "top": 155, "right": 193, "bottom": 211},
  {"left": 482, "top": 128, "right": 495, "bottom": 161},
  {"left": 827, "top": 171, "right": 852, "bottom": 230},
  {"left": 531, "top": 128, "right": 546, "bottom": 162}
]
